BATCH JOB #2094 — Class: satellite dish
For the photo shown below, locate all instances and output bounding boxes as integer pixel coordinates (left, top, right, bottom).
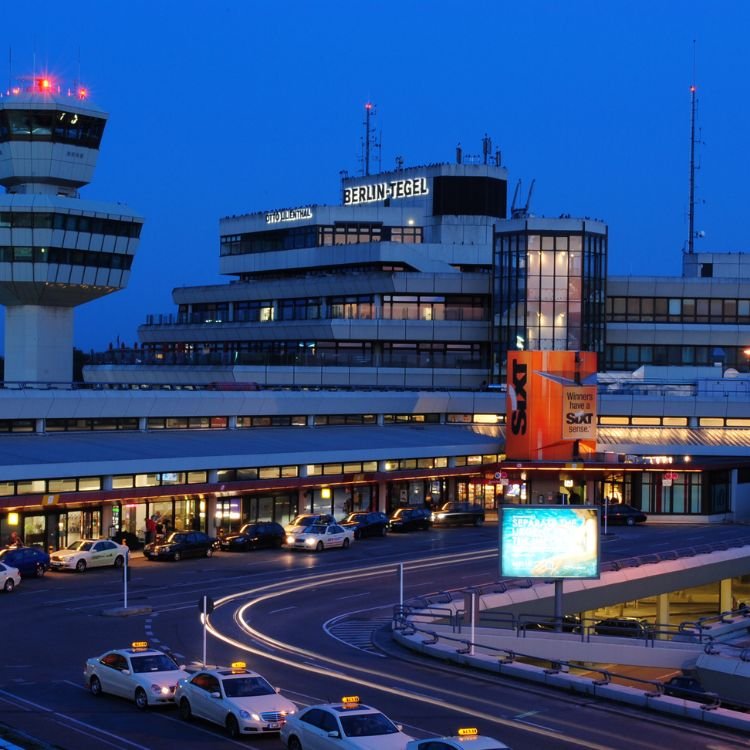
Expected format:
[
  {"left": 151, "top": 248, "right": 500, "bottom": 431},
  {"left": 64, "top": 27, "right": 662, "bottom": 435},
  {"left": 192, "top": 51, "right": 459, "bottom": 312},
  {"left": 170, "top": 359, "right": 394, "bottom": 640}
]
[{"left": 724, "top": 368, "right": 740, "bottom": 378}]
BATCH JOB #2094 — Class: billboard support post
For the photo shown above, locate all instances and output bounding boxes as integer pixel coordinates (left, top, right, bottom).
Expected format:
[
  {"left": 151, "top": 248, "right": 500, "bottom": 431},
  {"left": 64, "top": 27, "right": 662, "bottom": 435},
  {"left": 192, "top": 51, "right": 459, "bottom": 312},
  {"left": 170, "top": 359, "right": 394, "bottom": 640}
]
[
  {"left": 554, "top": 580, "right": 563, "bottom": 631},
  {"left": 470, "top": 591, "right": 476, "bottom": 655}
]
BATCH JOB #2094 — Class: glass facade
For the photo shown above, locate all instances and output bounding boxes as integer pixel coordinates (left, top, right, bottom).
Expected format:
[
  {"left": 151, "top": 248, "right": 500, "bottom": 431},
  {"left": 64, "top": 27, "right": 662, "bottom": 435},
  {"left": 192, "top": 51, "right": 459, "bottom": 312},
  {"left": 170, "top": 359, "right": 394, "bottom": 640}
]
[{"left": 492, "top": 223, "right": 606, "bottom": 376}]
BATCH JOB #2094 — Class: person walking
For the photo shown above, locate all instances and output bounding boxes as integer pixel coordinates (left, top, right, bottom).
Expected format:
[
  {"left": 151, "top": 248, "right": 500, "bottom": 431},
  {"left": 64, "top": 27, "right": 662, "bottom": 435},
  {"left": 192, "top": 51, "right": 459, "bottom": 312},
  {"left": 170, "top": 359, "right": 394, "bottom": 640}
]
[{"left": 145, "top": 515, "right": 156, "bottom": 545}]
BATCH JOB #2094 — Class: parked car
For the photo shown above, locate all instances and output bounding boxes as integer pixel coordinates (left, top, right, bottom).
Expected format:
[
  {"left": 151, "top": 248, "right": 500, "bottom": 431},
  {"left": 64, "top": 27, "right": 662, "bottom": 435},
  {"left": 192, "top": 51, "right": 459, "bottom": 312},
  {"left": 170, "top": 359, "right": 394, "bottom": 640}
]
[
  {"left": 0, "top": 561, "right": 21, "bottom": 592},
  {"left": 593, "top": 616, "right": 654, "bottom": 638},
  {"left": 49, "top": 539, "right": 128, "bottom": 573},
  {"left": 522, "top": 614, "right": 582, "bottom": 633},
  {"left": 176, "top": 662, "right": 296, "bottom": 738},
  {"left": 605, "top": 503, "right": 647, "bottom": 526},
  {"left": 143, "top": 531, "right": 215, "bottom": 561},
  {"left": 284, "top": 514, "right": 335, "bottom": 534},
  {"left": 340, "top": 512, "right": 389, "bottom": 539},
  {"left": 431, "top": 502, "right": 485, "bottom": 527},
  {"left": 281, "top": 696, "right": 413, "bottom": 750},
  {"left": 286, "top": 523, "right": 354, "bottom": 552},
  {"left": 406, "top": 729, "right": 510, "bottom": 750},
  {"left": 0, "top": 545, "right": 50, "bottom": 577},
  {"left": 388, "top": 507, "right": 432, "bottom": 532},
  {"left": 84, "top": 641, "right": 185, "bottom": 708},
  {"left": 663, "top": 674, "right": 711, "bottom": 701},
  {"left": 219, "top": 522, "right": 285, "bottom": 551}
]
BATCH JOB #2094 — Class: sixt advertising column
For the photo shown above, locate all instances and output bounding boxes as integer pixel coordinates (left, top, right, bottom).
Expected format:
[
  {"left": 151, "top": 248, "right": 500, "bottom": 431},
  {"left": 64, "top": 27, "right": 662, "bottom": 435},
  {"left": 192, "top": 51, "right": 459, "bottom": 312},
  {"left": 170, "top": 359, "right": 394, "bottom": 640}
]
[{"left": 505, "top": 351, "right": 597, "bottom": 461}]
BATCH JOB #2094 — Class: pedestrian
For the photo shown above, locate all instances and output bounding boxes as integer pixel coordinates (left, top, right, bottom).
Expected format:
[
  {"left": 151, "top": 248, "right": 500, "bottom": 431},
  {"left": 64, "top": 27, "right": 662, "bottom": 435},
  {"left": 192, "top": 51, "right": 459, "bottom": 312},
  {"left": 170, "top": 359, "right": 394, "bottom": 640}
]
[
  {"left": 8, "top": 530, "right": 22, "bottom": 548},
  {"left": 145, "top": 515, "right": 156, "bottom": 545}
]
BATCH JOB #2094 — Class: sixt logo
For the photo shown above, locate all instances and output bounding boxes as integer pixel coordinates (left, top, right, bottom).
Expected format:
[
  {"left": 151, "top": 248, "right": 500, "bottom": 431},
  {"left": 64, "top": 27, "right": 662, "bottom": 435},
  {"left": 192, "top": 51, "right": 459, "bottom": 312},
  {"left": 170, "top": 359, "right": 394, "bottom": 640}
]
[
  {"left": 509, "top": 360, "right": 527, "bottom": 435},
  {"left": 566, "top": 412, "right": 594, "bottom": 425}
]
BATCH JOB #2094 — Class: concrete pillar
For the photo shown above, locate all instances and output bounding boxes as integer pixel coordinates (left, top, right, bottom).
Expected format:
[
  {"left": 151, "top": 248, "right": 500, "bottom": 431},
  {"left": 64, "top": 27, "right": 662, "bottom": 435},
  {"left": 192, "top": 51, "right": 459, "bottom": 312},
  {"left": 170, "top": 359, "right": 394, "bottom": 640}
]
[
  {"left": 378, "top": 481, "right": 388, "bottom": 513},
  {"left": 5, "top": 305, "right": 75, "bottom": 383},
  {"left": 656, "top": 592, "right": 670, "bottom": 639},
  {"left": 720, "top": 578, "right": 733, "bottom": 612}
]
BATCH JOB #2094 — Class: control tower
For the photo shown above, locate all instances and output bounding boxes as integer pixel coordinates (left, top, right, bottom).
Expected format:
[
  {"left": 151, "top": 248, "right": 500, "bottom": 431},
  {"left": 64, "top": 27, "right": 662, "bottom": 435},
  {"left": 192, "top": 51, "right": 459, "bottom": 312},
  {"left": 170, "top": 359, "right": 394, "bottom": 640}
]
[{"left": 0, "top": 74, "right": 143, "bottom": 383}]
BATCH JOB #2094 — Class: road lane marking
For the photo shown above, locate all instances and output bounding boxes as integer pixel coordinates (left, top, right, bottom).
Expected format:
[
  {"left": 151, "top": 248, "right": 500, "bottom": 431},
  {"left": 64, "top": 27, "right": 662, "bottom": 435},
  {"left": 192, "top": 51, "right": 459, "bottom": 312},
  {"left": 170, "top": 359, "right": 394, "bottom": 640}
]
[{"left": 269, "top": 606, "right": 297, "bottom": 614}]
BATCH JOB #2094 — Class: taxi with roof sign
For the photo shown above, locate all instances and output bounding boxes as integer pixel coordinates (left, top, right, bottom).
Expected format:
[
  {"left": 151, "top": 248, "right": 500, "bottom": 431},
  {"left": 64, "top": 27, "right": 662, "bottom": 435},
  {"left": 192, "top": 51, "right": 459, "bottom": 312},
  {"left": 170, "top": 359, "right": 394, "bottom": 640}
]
[
  {"left": 281, "top": 695, "right": 413, "bottom": 750},
  {"left": 406, "top": 728, "right": 511, "bottom": 750},
  {"left": 84, "top": 641, "right": 186, "bottom": 709},
  {"left": 175, "top": 661, "right": 297, "bottom": 739}
]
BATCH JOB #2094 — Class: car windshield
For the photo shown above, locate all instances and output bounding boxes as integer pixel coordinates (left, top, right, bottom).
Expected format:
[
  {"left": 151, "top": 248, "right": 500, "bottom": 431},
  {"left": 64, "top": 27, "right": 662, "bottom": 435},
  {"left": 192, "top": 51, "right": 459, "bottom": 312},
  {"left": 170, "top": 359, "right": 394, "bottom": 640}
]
[
  {"left": 238, "top": 525, "right": 255, "bottom": 534},
  {"left": 346, "top": 514, "right": 367, "bottom": 523},
  {"left": 307, "top": 525, "right": 327, "bottom": 535},
  {"left": 166, "top": 533, "right": 185, "bottom": 543},
  {"left": 340, "top": 712, "right": 398, "bottom": 737},
  {"left": 66, "top": 541, "right": 92, "bottom": 551},
  {"left": 222, "top": 675, "right": 275, "bottom": 698},
  {"left": 290, "top": 516, "right": 316, "bottom": 526},
  {"left": 130, "top": 654, "right": 180, "bottom": 673}
]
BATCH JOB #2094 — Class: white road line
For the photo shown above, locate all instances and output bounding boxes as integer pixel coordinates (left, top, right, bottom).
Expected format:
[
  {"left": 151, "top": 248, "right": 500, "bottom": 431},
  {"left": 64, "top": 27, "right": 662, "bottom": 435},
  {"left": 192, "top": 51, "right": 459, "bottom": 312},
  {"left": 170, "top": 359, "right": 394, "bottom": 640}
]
[
  {"left": 269, "top": 606, "right": 297, "bottom": 614},
  {"left": 336, "top": 592, "right": 370, "bottom": 600}
]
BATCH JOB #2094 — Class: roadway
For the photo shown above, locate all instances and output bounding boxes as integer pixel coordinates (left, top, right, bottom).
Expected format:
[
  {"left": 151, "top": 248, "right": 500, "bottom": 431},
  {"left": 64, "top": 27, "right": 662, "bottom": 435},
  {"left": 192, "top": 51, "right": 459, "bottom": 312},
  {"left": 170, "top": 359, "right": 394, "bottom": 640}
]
[{"left": 2, "top": 523, "right": 749, "bottom": 750}]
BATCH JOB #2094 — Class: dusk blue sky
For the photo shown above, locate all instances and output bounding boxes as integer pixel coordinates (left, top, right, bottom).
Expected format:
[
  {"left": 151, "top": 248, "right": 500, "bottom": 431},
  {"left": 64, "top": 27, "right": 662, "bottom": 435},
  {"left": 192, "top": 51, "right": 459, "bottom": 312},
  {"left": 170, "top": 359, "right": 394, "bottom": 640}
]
[{"left": 1, "top": 1, "right": 749, "bottom": 351}]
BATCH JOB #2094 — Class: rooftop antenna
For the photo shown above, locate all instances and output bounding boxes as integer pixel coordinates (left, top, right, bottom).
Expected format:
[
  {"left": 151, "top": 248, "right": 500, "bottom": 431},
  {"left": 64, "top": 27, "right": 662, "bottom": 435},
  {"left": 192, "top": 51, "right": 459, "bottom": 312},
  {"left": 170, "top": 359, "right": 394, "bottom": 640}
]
[
  {"left": 360, "top": 102, "right": 381, "bottom": 176},
  {"left": 687, "top": 40, "right": 700, "bottom": 254},
  {"left": 482, "top": 133, "right": 492, "bottom": 165}
]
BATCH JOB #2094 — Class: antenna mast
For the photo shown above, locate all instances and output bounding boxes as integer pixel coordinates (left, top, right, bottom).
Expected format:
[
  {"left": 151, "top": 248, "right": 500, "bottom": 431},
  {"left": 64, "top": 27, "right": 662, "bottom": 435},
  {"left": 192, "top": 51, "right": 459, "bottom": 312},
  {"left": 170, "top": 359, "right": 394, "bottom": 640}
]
[
  {"left": 687, "top": 42, "right": 698, "bottom": 254},
  {"left": 361, "top": 102, "right": 380, "bottom": 176}
]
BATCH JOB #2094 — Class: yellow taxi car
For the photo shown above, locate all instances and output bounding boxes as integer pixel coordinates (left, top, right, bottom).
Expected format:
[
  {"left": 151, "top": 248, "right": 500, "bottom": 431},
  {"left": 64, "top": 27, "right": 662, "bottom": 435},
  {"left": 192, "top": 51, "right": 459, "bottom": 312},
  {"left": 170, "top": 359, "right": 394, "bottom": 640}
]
[
  {"left": 406, "top": 728, "right": 511, "bottom": 750},
  {"left": 281, "top": 695, "right": 412, "bottom": 750},
  {"left": 175, "top": 662, "right": 296, "bottom": 739},
  {"left": 84, "top": 641, "right": 185, "bottom": 709}
]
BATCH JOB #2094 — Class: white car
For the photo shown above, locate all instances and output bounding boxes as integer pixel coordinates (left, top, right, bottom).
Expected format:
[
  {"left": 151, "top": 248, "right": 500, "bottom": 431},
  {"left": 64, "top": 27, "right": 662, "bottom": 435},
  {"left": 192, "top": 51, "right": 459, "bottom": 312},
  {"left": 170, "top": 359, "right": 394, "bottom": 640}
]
[
  {"left": 84, "top": 642, "right": 186, "bottom": 708},
  {"left": 49, "top": 539, "right": 128, "bottom": 572},
  {"left": 406, "top": 729, "right": 512, "bottom": 750},
  {"left": 0, "top": 561, "right": 21, "bottom": 592},
  {"left": 175, "top": 662, "right": 296, "bottom": 739},
  {"left": 281, "top": 696, "right": 412, "bottom": 750},
  {"left": 286, "top": 523, "right": 354, "bottom": 552}
]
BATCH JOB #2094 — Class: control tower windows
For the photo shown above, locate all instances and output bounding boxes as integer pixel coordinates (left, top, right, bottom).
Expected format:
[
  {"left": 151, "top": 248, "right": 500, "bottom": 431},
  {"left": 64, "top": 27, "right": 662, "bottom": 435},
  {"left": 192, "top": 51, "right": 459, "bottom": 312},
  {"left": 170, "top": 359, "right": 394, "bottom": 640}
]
[
  {"left": 0, "top": 109, "right": 105, "bottom": 149},
  {"left": 0, "top": 245, "right": 133, "bottom": 271}
]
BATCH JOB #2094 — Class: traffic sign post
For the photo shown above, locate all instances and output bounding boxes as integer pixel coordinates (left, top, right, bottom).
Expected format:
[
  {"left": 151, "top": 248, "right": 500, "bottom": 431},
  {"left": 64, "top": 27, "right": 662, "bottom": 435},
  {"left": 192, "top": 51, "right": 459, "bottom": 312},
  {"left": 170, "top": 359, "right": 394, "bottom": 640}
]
[{"left": 198, "top": 595, "right": 215, "bottom": 667}]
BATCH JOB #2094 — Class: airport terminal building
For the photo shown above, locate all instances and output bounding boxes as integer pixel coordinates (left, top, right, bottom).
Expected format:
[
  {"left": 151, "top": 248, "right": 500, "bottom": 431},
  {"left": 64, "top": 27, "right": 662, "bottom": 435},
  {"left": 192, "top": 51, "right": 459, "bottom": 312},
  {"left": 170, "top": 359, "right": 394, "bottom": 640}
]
[{"left": 2, "top": 81, "right": 750, "bottom": 549}]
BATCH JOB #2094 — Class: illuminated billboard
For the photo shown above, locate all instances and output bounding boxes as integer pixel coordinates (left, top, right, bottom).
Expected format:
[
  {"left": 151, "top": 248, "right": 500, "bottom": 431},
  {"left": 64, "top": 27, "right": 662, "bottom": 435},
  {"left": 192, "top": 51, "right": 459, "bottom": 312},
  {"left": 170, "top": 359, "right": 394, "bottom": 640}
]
[{"left": 500, "top": 506, "right": 600, "bottom": 579}]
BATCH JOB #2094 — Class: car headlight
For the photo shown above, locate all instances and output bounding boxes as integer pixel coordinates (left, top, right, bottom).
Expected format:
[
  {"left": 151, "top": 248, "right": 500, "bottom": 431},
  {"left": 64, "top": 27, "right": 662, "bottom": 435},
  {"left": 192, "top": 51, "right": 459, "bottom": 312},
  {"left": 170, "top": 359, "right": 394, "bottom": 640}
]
[
  {"left": 238, "top": 710, "right": 261, "bottom": 721},
  {"left": 304, "top": 537, "right": 316, "bottom": 546},
  {"left": 149, "top": 684, "right": 170, "bottom": 695},
  {"left": 286, "top": 535, "right": 295, "bottom": 544}
]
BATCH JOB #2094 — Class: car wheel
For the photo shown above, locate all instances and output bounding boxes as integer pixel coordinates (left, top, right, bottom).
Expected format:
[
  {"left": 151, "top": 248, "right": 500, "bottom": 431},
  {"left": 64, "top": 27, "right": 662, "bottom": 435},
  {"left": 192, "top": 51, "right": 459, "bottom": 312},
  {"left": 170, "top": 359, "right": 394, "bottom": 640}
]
[
  {"left": 288, "top": 736, "right": 302, "bottom": 750},
  {"left": 342, "top": 538, "right": 350, "bottom": 549},
  {"left": 89, "top": 675, "right": 102, "bottom": 696},
  {"left": 35, "top": 563, "right": 46, "bottom": 578},
  {"left": 134, "top": 687, "right": 148, "bottom": 710},
  {"left": 315, "top": 541, "right": 324, "bottom": 552},
  {"left": 173, "top": 551, "right": 182, "bottom": 562},
  {"left": 226, "top": 714, "right": 240, "bottom": 739},
  {"left": 179, "top": 698, "right": 192, "bottom": 721},
  {"left": 76, "top": 559, "right": 87, "bottom": 573},
  {"left": 113, "top": 555, "right": 124, "bottom": 569},
  {"left": 626, "top": 517, "right": 635, "bottom": 527},
  {"left": 4, "top": 578, "right": 15, "bottom": 592},
  {"left": 205, "top": 547, "right": 213, "bottom": 558}
]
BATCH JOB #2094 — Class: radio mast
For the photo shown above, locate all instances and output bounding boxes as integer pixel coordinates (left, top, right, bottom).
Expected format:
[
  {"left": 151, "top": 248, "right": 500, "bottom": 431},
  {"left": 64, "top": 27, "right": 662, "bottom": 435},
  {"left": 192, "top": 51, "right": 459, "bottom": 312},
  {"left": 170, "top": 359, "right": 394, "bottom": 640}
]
[
  {"left": 687, "top": 44, "right": 699, "bottom": 254},
  {"left": 361, "top": 102, "right": 381, "bottom": 176}
]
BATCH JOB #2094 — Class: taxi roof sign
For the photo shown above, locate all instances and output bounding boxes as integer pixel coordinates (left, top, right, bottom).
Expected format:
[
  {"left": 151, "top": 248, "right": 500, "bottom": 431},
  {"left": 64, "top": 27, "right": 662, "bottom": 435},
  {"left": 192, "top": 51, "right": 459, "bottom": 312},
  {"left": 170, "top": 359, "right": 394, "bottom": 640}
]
[
  {"left": 457, "top": 729, "right": 479, "bottom": 737},
  {"left": 230, "top": 661, "right": 247, "bottom": 672},
  {"left": 341, "top": 696, "right": 360, "bottom": 707},
  {"left": 131, "top": 641, "right": 149, "bottom": 651}
]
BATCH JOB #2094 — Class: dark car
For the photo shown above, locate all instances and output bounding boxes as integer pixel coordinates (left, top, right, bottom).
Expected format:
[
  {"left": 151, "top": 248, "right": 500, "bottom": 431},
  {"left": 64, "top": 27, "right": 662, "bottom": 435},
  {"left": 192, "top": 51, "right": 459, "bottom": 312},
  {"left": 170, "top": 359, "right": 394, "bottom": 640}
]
[
  {"left": 431, "top": 502, "right": 485, "bottom": 527},
  {"left": 593, "top": 616, "right": 654, "bottom": 638},
  {"left": 605, "top": 503, "right": 647, "bottom": 526},
  {"left": 219, "top": 522, "right": 285, "bottom": 551},
  {"left": 340, "top": 511, "right": 389, "bottom": 539},
  {"left": 143, "top": 531, "right": 216, "bottom": 561},
  {"left": 0, "top": 546, "right": 50, "bottom": 577},
  {"left": 663, "top": 675, "right": 710, "bottom": 701},
  {"left": 388, "top": 507, "right": 432, "bottom": 532},
  {"left": 523, "top": 614, "right": 582, "bottom": 633}
]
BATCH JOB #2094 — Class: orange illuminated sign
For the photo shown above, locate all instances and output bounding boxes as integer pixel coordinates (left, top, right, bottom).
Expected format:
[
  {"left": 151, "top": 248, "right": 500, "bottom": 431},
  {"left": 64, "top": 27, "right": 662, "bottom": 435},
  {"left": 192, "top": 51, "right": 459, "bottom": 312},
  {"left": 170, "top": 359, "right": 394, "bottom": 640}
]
[{"left": 506, "top": 351, "right": 597, "bottom": 461}]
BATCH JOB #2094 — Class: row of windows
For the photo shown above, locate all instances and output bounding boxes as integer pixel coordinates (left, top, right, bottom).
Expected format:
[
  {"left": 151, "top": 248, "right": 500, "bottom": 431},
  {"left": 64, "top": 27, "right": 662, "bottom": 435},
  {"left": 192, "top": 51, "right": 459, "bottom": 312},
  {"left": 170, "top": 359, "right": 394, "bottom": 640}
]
[
  {"left": 220, "top": 223, "right": 423, "bottom": 256},
  {"left": 0, "top": 109, "right": 105, "bottom": 149},
  {"left": 0, "top": 245, "right": 133, "bottom": 270},
  {"left": 179, "top": 294, "right": 488, "bottom": 324},
  {"left": 605, "top": 344, "right": 749, "bottom": 371},
  {"left": 0, "top": 453, "right": 500, "bottom": 497},
  {"left": 601, "top": 415, "right": 750, "bottom": 428},
  {"left": 607, "top": 296, "right": 750, "bottom": 323},
  {"left": 0, "top": 212, "right": 142, "bottom": 238}
]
